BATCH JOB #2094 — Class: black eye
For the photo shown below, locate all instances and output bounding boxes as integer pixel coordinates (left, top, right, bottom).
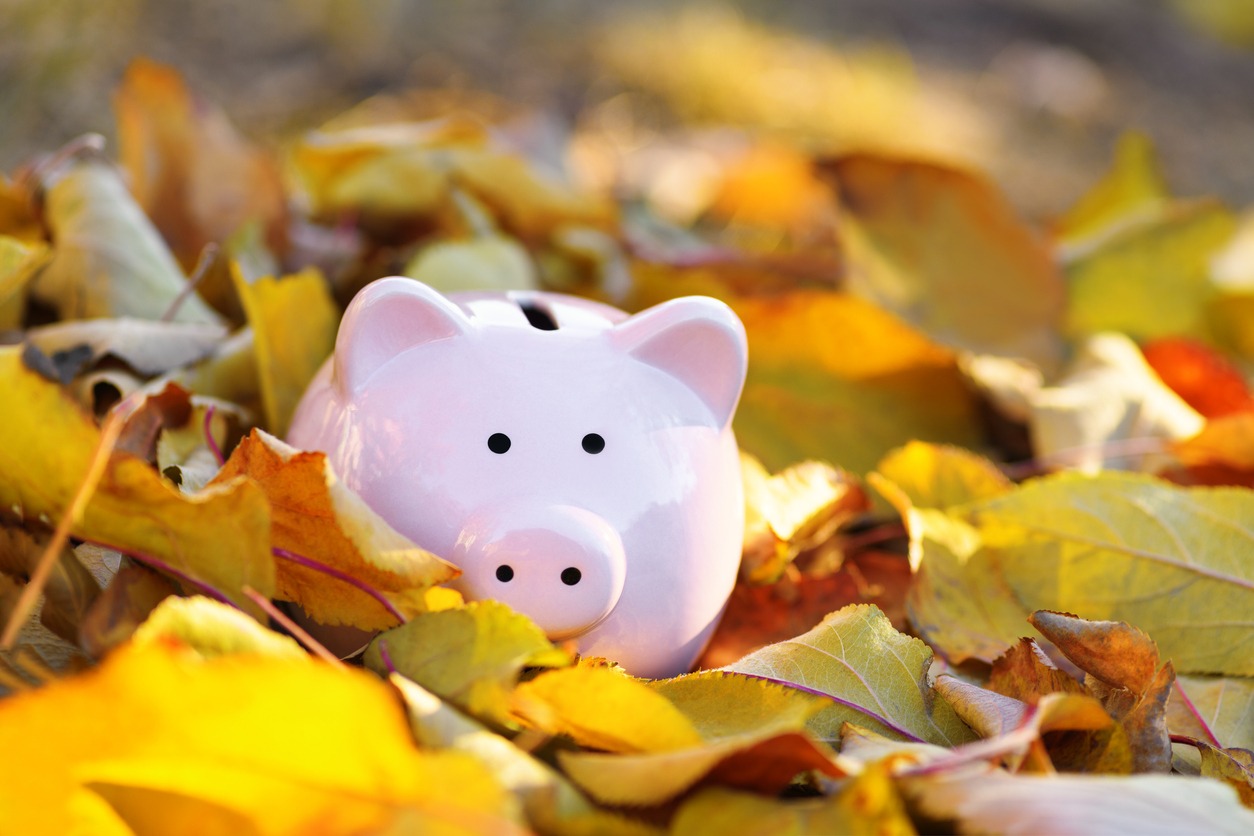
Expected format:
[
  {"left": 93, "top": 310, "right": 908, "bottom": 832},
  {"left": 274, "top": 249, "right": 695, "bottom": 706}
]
[
  {"left": 488, "top": 433, "right": 511, "bottom": 454},
  {"left": 582, "top": 433, "right": 605, "bottom": 454}
]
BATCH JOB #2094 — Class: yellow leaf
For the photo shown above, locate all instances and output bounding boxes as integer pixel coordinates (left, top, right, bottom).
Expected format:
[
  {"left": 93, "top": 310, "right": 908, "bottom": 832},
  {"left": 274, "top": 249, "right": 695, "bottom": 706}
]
[
  {"left": 0, "top": 235, "right": 49, "bottom": 329},
  {"left": 211, "top": 430, "right": 457, "bottom": 630},
  {"left": 392, "top": 674, "right": 655, "bottom": 836},
  {"left": 1170, "top": 675, "right": 1254, "bottom": 753},
  {"left": 233, "top": 266, "right": 337, "bottom": 436},
  {"left": 872, "top": 441, "right": 1011, "bottom": 512},
  {"left": 829, "top": 154, "right": 1066, "bottom": 372},
  {"left": 1056, "top": 132, "right": 1169, "bottom": 257},
  {"left": 30, "top": 156, "right": 222, "bottom": 323},
  {"left": 740, "top": 452, "right": 868, "bottom": 583},
  {"left": 0, "top": 642, "right": 522, "bottom": 835},
  {"left": 1064, "top": 199, "right": 1236, "bottom": 342},
  {"left": 0, "top": 346, "right": 274, "bottom": 618},
  {"left": 403, "top": 234, "right": 539, "bottom": 294},
  {"left": 733, "top": 290, "right": 981, "bottom": 475},
  {"left": 131, "top": 595, "right": 306, "bottom": 660},
  {"left": 724, "top": 603, "right": 977, "bottom": 747},
  {"left": 978, "top": 474, "right": 1254, "bottom": 676},
  {"left": 364, "top": 600, "right": 569, "bottom": 726},
  {"left": 671, "top": 766, "right": 914, "bottom": 836},
  {"left": 513, "top": 665, "right": 703, "bottom": 753}
]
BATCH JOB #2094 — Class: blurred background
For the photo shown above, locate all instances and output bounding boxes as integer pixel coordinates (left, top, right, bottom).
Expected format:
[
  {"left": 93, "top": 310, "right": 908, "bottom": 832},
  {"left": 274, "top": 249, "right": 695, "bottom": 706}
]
[{"left": 2, "top": 0, "right": 1254, "bottom": 219}]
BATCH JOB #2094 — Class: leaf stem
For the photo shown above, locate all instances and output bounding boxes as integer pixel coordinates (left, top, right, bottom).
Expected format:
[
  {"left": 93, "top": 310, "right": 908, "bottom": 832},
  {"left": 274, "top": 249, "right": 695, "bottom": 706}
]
[
  {"left": 242, "top": 585, "right": 341, "bottom": 665},
  {"left": 735, "top": 672, "right": 927, "bottom": 744},
  {"left": 203, "top": 404, "right": 226, "bottom": 466},
  {"left": 377, "top": 639, "right": 396, "bottom": 674},
  {"left": 1170, "top": 681, "right": 1222, "bottom": 748},
  {"left": 271, "top": 547, "right": 407, "bottom": 624},
  {"left": 160, "top": 241, "right": 219, "bottom": 322},
  {"left": 84, "top": 539, "right": 240, "bottom": 611}
]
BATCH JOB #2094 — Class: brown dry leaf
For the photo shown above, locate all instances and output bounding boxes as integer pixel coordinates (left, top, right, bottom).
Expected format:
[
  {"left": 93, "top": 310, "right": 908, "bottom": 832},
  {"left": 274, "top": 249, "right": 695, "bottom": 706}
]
[
  {"left": 0, "top": 641, "right": 522, "bottom": 835},
  {"left": 114, "top": 58, "right": 287, "bottom": 270},
  {"left": 740, "top": 452, "right": 868, "bottom": 583},
  {"left": 233, "top": 266, "right": 337, "bottom": 437},
  {"left": 0, "top": 345, "right": 274, "bottom": 620},
  {"left": 211, "top": 429, "right": 457, "bottom": 630},
  {"left": 1029, "top": 612, "right": 1174, "bottom": 773},
  {"left": 824, "top": 154, "right": 1066, "bottom": 372},
  {"left": 29, "top": 154, "right": 222, "bottom": 324},
  {"left": 78, "top": 562, "right": 177, "bottom": 658},
  {"left": 1196, "top": 743, "right": 1254, "bottom": 808},
  {"left": 988, "top": 638, "right": 1087, "bottom": 704},
  {"left": 0, "top": 527, "right": 101, "bottom": 646}
]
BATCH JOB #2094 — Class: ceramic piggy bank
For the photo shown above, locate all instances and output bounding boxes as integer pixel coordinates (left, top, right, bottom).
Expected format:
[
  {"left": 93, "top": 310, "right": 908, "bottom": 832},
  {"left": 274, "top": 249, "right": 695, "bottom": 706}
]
[{"left": 287, "top": 277, "right": 748, "bottom": 678}]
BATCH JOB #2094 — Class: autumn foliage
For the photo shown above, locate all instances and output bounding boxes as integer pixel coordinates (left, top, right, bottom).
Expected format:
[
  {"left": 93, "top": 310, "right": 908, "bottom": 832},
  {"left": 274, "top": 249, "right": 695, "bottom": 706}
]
[{"left": 0, "top": 56, "right": 1252, "bottom": 834}]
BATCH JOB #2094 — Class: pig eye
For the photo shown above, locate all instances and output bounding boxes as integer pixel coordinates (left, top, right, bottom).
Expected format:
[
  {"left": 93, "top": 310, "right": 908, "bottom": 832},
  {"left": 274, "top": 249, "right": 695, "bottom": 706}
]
[
  {"left": 488, "top": 433, "right": 511, "bottom": 454},
  {"left": 582, "top": 433, "right": 605, "bottom": 454}
]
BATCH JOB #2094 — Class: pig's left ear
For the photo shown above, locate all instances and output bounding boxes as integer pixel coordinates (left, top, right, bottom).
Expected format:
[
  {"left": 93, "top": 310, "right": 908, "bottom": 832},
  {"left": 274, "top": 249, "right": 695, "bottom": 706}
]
[{"left": 611, "top": 297, "right": 748, "bottom": 429}]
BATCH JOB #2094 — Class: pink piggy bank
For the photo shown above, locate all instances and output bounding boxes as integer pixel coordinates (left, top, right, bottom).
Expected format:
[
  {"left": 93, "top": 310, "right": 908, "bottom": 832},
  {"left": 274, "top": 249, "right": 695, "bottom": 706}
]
[{"left": 287, "top": 277, "right": 748, "bottom": 677}]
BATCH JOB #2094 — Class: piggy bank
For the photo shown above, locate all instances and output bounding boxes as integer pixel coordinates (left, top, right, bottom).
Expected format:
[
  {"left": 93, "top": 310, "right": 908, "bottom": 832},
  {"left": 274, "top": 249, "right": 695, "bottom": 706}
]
[{"left": 287, "top": 277, "right": 748, "bottom": 678}]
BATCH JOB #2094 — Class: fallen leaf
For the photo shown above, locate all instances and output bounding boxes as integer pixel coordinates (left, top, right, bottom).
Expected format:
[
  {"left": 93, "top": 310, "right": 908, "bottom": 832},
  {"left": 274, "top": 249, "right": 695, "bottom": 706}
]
[
  {"left": 131, "top": 595, "right": 306, "bottom": 660},
  {"left": 78, "top": 562, "right": 177, "bottom": 658},
  {"left": 0, "top": 527, "right": 100, "bottom": 646},
  {"left": 0, "top": 641, "right": 523, "bottom": 835},
  {"left": 740, "top": 452, "right": 868, "bottom": 583},
  {"left": 987, "top": 638, "right": 1086, "bottom": 704},
  {"left": 1027, "top": 333, "right": 1203, "bottom": 473},
  {"left": 732, "top": 289, "right": 981, "bottom": 475},
  {"left": 871, "top": 441, "right": 1012, "bottom": 511},
  {"left": 723, "top": 603, "right": 977, "bottom": 747},
  {"left": 824, "top": 154, "right": 1066, "bottom": 372},
  {"left": 1141, "top": 336, "right": 1254, "bottom": 418},
  {"left": 513, "top": 665, "right": 703, "bottom": 753},
  {"left": 670, "top": 765, "right": 913, "bottom": 836},
  {"left": 25, "top": 319, "right": 227, "bottom": 377},
  {"left": 1165, "top": 412, "right": 1254, "bottom": 487},
  {"left": 1064, "top": 199, "right": 1236, "bottom": 342},
  {"left": 29, "top": 154, "right": 222, "bottom": 323},
  {"left": 0, "top": 346, "right": 274, "bottom": 620},
  {"left": 905, "top": 770, "right": 1254, "bottom": 835},
  {"left": 392, "top": 674, "right": 655, "bottom": 836},
  {"left": 363, "top": 600, "right": 569, "bottom": 726},
  {"left": 403, "top": 233, "right": 540, "bottom": 294},
  {"left": 1169, "top": 675, "right": 1254, "bottom": 753},
  {"left": 211, "top": 430, "right": 457, "bottom": 630},
  {"left": 1055, "top": 131, "right": 1169, "bottom": 257},
  {"left": 1196, "top": 743, "right": 1254, "bottom": 807},
  {"left": 232, "top": 266, "right": 337, "bottom": 436},
  {"left": 113, "top": 58, "right": 287, "bottom": 269},
  {"left": 0, "top": 235, "right": 50, "bottom": 328}
]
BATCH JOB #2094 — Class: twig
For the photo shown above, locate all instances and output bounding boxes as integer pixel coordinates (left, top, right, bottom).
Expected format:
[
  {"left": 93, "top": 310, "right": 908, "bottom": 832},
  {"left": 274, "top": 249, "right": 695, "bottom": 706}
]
[
  {"left": 160, "top": 242, "right": 219, "bottom": 322},
  {"left": 242, "top": 585, "right": 341, "bottom": 665}
]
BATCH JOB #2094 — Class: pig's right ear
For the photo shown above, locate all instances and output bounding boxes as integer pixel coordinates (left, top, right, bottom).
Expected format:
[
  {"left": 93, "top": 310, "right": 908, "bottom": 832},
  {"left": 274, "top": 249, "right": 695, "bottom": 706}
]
[{"left": 333, "top": 277, "right": 469, "bottom": 394}]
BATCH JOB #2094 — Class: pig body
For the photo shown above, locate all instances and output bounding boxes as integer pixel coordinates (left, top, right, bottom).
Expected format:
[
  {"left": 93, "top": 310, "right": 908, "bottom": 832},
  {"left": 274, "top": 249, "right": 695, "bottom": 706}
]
[{"left": 287, "top": 277, "right": 747, "bottom": 678}]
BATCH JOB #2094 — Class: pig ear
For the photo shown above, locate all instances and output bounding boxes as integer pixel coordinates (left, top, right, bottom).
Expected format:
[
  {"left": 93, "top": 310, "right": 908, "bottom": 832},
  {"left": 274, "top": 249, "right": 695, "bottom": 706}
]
[
  {"left": 611, "top": 297, "right": 748, "bottom": 428},
  {"left": 334, "top": 277, "right": 469, "bottom": 394}
]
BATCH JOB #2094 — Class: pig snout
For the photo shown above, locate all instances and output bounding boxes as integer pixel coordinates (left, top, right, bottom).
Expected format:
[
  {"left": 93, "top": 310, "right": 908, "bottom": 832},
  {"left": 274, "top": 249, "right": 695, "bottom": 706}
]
[{"left": 450, "top": 504, "right": 627, "bottom": 640}]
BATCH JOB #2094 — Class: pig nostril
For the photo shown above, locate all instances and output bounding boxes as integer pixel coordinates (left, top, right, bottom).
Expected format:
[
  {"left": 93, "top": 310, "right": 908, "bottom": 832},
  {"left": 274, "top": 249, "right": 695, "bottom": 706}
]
[
  {"left": 488, "top": 433, "right": 511, "bottom": 454},
  {"left": 582, "top": 433, "right": 605, "bottom": 454},
  {"left": 496, "top": 565, "right": 515, "bottom": 582},
  {"left": 561, "top": 567, "right": 582, "bottom": 586}
]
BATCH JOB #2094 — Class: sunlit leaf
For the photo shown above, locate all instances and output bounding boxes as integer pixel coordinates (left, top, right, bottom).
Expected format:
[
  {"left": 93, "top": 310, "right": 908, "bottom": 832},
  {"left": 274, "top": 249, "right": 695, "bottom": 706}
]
[
  {"left": 0, "top": 346, "right": 274, "bottom": 619},
  {"left": 131, "top": 595, "right": 306, "bottom": 660},
  {"left": 723, "top": 603, "right": 976, "bottom": 747},
  {"left": 0, "top": 235, "right": 49, "bottom": 328},
  {"left": 1056, "top": 132, "right": 1169, "bottom": 257},
  {"left": 232, "top": 266, "right": 337, "bottom": 436},
  {"left": 25, "top": 319, "right": 227, "bottom": 377},
  {"left": 872, "top": 441, "right": 1011, "bottom": 511},
  {"left": 826, "top": 154, "right": 1066, "bottom": 371},
  {"left": 0, "top": 642, "right": 523, "bottom": 835},
  {"left": 30, "top": 155, "right": 221, "bottom": 323},
  {"left": 211, "top": 430, "right": 457, "bottom": 630},
  {"left": 364, "top": 601, "right": 569, "bottom": 726}
]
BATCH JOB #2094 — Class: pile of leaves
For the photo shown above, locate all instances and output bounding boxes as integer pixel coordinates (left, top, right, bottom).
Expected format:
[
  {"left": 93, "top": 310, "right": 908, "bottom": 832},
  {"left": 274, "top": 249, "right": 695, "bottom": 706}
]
[{"left": 0, "top": 58, "right": 1252, "bottom": 834}]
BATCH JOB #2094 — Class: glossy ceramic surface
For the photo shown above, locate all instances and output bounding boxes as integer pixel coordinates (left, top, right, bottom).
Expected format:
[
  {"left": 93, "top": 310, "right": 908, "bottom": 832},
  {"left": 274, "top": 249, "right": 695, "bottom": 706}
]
[{"left": 287, "top": 277, "right": 748, "bottom": 677}]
